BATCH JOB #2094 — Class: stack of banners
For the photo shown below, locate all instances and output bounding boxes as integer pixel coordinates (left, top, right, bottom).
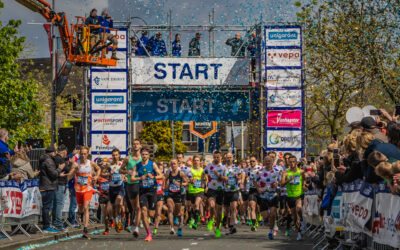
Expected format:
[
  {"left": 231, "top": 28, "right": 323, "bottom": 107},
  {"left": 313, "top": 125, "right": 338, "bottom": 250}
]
[
  {"left": 0, "top": 179, "right": 41, "bottom": 218},
  {"left": 372, "top": 183, "right": 400, "bottom": 248},
  {"left": 264, "top": 25, "right": 303, "bottom": 159},
  {"left": 90, "top": 28, "right": 128, "bottom": 156},
  {"left": 303, "top": 188, "right": 321, "bottom": 226}
]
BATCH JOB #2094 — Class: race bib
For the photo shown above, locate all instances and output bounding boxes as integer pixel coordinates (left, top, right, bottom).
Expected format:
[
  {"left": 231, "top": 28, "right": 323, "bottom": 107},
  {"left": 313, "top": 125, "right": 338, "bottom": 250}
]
[
  {"left": 157, "top": 183, "right": 162, "bottom": 192},
  {"left": 290, "top": 175, "right": 300, "bottom": 185},
  {"left": 100, "top": 182, "right": 109, "bottom": 191},
  {"left": 261, "top": 191, "right": 276, "bottom": 200},
  {"left": 112, "top": 173, "right": 122, "bottom": 182},
  {"left": 141, "top": 178, "right": 154, "bottom": 188},
  {"left": 77, "top": 176, "right": 89, "bottom": 186},
  {"left": 194, "top": 180, "right": 202, "bottom": 189},
  {"left": 170, "top": 182, "right": 181, "bottom": 192},
  {"left": 228, "top": 176, "right": 237, "bottom": 186}
]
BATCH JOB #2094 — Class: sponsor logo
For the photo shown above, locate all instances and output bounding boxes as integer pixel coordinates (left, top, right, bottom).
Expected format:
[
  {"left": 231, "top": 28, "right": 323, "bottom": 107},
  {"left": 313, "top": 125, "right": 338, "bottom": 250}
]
[
  {"left": 275, "top": 113, "right": 300, "bottom": 125},
  {"left": 94, "top": 118, "right": 124, "bottom": 125},
  {"left": 94, "top": 76, "right": 100, "bottom": 85},
  {"left": 267, "top": 72, "right": 300, "bottom": 83},
  {"left": 92, "top": 76, "right": 125, "bottom": 85},
  {"left": 267, "top": 52, "right": 300, "bottom": 60},
  {"left": 268, "top": 31, "right": 298, "bottom": 40},
  {"left": 268, "top": 92, "right": 301, "bottom": 104},
  {"left": 94, "top": 96, "right": 124, "bottom": 104},
  {"left": 269, "top": 133, "right": 301, "bottom": 145},
  {"left": 102, "top": 135, "right": 110, "bottom": 146}
]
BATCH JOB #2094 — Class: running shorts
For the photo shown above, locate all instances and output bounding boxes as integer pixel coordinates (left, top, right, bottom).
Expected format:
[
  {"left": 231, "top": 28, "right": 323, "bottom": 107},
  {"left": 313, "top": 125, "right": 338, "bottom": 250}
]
[
  {"left": 126, "top": 183, "right": 140, "bottom": 200},
  {"left": 109, "top": 185, "right": 125, "bottom": 204},
  {"left": 286, "top": 196, "right": 302, "bottom": 209},
  {"left": 188, "top": 192, "right": 205, "bottom": 204},
  {"left": 223, "top": 191, "right": 239, "bottom": 206},
  {"left": 206, "top": 189, "right": 224, "bottom": 206},
  {"left": 258, "top": 197, "right": 278, "bottom": 212},
  {"left": 248, "top": 188, "right": 258, "bottom": 202},
  {"left": 139, "top": 189, "right": 156, "bottom": 210},
  {"left": 76, "top": 191, "right": 93, "bottom": 206}
]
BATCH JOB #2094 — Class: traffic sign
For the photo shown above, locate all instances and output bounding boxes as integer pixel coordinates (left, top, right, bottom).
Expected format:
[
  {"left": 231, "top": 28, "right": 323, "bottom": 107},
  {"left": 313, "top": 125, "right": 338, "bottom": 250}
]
[{"left": 190, "top": 121, "right": 217, "bottom": 139}]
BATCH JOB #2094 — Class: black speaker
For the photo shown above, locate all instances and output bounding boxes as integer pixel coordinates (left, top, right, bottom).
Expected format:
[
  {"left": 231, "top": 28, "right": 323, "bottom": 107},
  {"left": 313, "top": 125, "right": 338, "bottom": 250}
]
[{"left": 58, "top": 127, "right": 77, "bottom": 154}]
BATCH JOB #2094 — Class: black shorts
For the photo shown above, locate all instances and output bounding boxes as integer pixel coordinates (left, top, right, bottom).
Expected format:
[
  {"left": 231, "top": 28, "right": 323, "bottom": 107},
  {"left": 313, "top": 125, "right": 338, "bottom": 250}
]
[
  {"left": 109, "top": 185, "right": 125, "bottom": 204},
  {"left": 126, "top": 183, "right": 140, "bottom": 200},
  {"left": 279, "top": 195, "right": 287, "bottom": 209},
  {"left": 167, "top": 192, "right": 183, "bottom": 204},
  {"left": 188, "top": 192, "right": 205, "bottom": 204},
  {"left": 206, "top": 189, "right": 224, "bottom": 205},
  {"left": 248, "top": 188, "right": 258, "bottom": 202},
  {"left": 223, "top": 191, "right": 239, "bottom": 206},
  {"left": 258, "top": 197, "right": 278, "bottom": 212},
  {"left": 156, "top": 193, "right": 165, "bottom": 202},
  {"left": 286, "top": 196, "right": 301, "bottom": 209},
  {"left": 139, "top": 189, "right": 156, "bottom": 210},
  {"left": 241, "top": 191, "right": 249, "bottom": 201},
  {"left": 99, "top": 196, "right": 109, "bottom": 205}
]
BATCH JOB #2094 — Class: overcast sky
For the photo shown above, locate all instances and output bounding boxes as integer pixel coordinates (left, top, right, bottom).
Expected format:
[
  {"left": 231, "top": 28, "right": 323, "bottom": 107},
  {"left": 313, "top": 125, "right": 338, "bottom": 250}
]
[{"left": 1, "top": 0, "right": 304, "bottom": 58}]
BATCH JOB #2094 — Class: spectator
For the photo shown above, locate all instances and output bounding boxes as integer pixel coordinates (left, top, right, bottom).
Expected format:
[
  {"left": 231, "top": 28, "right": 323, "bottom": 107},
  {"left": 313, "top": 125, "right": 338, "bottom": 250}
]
[
  {"left": 226, "top": 33, "right": 247, "bottom": 57},
  {"left": 137, "top": 30, "right": 150, "bottom": 56},
  {"left": 386, "top": 121, "right": 400, "bottom": 149},
  {"left": 188, "top": 33, "right": 201, "bottom": 56},
  {"left": 10, "top": 151, "right": 36, "bottom": 181},
  {"left": 0, "top": 128, "right": 17, "bottom": 179},
  {"left": 147, "top": 32, "right": 167, "bottom": 56},
  {"left": 98, "top": 10, "right": 118, "bottom": 60},
  {"left": 67, "top": 154, "right": 79, "bottom": 228},
  {"left": 172, "top": 34, "right": 181, "bottom": 57},
  {"left": 360, "top": 116, "right": 388, "bottom": 143},
  {"left": 84, "top": 9, "right": 100, "bottom": 56},
  {"left": 130, "top": 37, "right": 138, "bottom": 56},
  {"left": 39, "top": 146, "right": 65, "bottom": 233},
  {"left": 52, "top": 145, "right": 71, "bottom": 232},
  {"left": 247, "top": 32, "right": 257, "bottom": 57}
]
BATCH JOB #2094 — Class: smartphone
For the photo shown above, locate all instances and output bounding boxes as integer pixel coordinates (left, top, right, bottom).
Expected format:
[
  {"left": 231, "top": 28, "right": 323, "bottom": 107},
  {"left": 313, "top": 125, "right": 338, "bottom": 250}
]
[
  {"left": 396, "top": 105, "right": 400, "bottom": 116},
  {"left": 333, "top": 134, "right": 337, "bottom": 141},
  {"left": 370, "top": 109, "right": 381, "bottom": 116},
  {"left": 333, "top": 148, "right": 339, "bottom": 167},
  {"left": 311, "top": 156, "right": 315, "bottom": 163},
  {"left": 17, "top": 141, "right": 22, "bottom": 149}
]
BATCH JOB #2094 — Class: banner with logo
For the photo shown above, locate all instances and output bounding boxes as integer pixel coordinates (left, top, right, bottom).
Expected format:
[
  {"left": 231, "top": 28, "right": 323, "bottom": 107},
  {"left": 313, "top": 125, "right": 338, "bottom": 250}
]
[
  {"left": 91, "top": 71, "right": 127, "bottom": 90},
  {"left": 266, "top": 49, "right": 301, "bottom": 67},
  {"left": 267, "top": 110, "right": 302, "bottom": 128},
  {"left": 91, "top": 133, "right": 127, "bottom": 152},
  {"left": 267, "top": 89, "right": 302, "bottom": 108},
  {"left": 131, "top": 91, "right": 249, "bottom": 121},
  {"left": 131, "top": 57, "right": 249, "bottom": 86},
  {"left": 266, "top": 69, "right": 302, "bottom": 88},
  {"left": 91, "top": 92, "right": 127, "bottom": 111},
  {"left": 266, "top": 130, "right": 302, "bottom": 149},
  {"left": 372, "top": 183, "right": 400, "bottom": 248},
  {"left": 265, "top": 28, "right": 301, "bottom": 47},
  {"left": 0, "top": 179, "right": 41, "bottom": 218},
  {"left": 91, "top": 113, "right": 127, "bottom": 131}
]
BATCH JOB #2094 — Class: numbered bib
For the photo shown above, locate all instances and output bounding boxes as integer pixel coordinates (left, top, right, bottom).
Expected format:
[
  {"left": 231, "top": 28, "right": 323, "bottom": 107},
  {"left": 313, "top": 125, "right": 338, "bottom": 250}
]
[
  {"left": 141, "top": 178, "right": 154, "bottom": 188},
  {"left": 290, "top": 175, "right": 300, "bottom": 185},
  {"left": 112, "top": 173, "right": 122, "bottom": 182},
  {"left": 193, "top": 180, "right": 202, "bottom": 189},
  {"left": 100, "top": 182, "right": 110, "bottom": 191},
  {"left": 157, "top": 183, "right": 163, "bottom": 192},
  {"left": 170, "top": 182, "right": 181, "bottom": 192},
  {"left": 261, "top": 191, "right": 276, "bottom": 201},
  {"left": 228, "top": 176, "right": 237, "bottom": 186},
  {"left": 77, "top": 176, "right": 89, "bottom": 186}
]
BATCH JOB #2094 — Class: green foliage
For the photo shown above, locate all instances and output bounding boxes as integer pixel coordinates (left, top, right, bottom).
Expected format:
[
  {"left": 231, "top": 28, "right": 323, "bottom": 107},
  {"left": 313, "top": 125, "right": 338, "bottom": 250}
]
[
  {"left": 0, "top": 0, "right": 49, "bottom": 146},
  {"left": 139, "top": 121, "right": 187, "bottom": 161}
]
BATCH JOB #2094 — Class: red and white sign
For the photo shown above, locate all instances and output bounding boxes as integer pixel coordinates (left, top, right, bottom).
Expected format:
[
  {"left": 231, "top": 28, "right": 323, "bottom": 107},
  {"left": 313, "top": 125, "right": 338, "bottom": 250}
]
[
  {"left": 91, "top": 133, "right": 127, "bottom": 152},
  {"left": 267, "top": 110, "right": 302, "bottom": 128},
  {"left": 266, "top": 49, "right": 301, "bottom": 67}
]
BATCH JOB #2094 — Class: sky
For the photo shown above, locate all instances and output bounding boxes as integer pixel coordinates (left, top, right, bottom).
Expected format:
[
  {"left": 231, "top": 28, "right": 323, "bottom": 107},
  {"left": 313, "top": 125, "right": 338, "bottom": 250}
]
[{"left": 1, "top": 0, "right": 305, "bottom": 58}]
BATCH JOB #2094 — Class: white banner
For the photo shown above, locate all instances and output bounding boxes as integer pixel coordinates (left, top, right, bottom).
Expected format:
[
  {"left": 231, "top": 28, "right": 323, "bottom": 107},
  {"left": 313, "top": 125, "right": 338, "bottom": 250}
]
[
  {"left": 91, "top": 92, "right": 127, "bottom": 111},
  {"left": 267, "top": 89, "right": 302, "bottom": 108},
  {"left": 0, "top": 180, "right": 41, "bottom": 218},
  {"left": 265, "top": 27, "right": 301, "bottom": 47},
  {"left": 62, "top": 188, "right": 77, "bottom": 213},
  {"left": 91, "top": 113, "right": 127, "bottom": 131},
  {"left": 91, "top": 133, "right": 127, "bottom": 152},
  {"left": 303, "top": 190, "right": 320, "bottom": 217},
  {"left": 111, "top": 30, "right": 127, "bottom": 49},
  {"left": 92, "top": 51, "right": 127, "bottom": 69},
  {"left": 91, "top": 71, "right": 127, "bottom": 90},
  {"left": 266, "top": 130, "right": 302, "bottom": 149},
  {"left": 266, "top": 69, "right": 301, "bottom": 88},
  {"left": 266, "top": 49, "right": 301, "bottom": 67},
  {"left": 89, "top": 190, "right": 99, "bottom": 210},
  {"left": 131, "top": 57, "right": 249, "bottom": 86}
]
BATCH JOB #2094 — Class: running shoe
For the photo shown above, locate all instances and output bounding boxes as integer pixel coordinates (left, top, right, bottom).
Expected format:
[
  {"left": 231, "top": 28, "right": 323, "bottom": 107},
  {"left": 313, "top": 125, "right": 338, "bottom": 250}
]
[
  {"left": 274, "top": 230, "right": 278, "bottom": 237},
  {"left": 173, "top": 216, "right": 179, "bottom": 225},
  {"left": 192, "top": 222, "right": 198, "bottom": 230},
  {"left": 205, "top": 211, "right": 210, "bottom": 219},
  {"left": 231, "top": 227, "right": 237, "bottom": 234},
  {"left": 257, "top": 213, "right": 262, "bottom": 222},
  {"left": 152, "top": 228, "right": 158, "bottom": 235},
  {"left": 297, "top": 232, "right": 302, "bottom": 241},
  {"left": 251, "top": 226, "right": 257, "bottom": 232},
  {"left": 177, "top": 228, "right": 182, "bottom": 236},
  {"left": 116, "top": 221, "right": 123, "bottom": 233},
  {"left": 188, "top": 218, "right": 195, "bottom": 229},
  {"left": 215, "top": 228, "right": 221, "bottom": 238},
  {"left": 103, "top": 229, "right": 109, "bottom": 235},
  {"left": 259, "top": 220, "right": 264, "bottom": 226},
  {"left": 207, "top": 219, "right": 214, "bottom": 231},
  {"left": 200, "top": 216, "right": 206, "bottom": 223},
  {"left": 56, "top": 226, "right": 68, "bottom": 232},
  {"left": 145, "top": 234, "right": 152, "bottom": 242},
  {"left": 124, "top": 226, "right": 132, "bottom": 233},
  {"left": 133, "top": 228, "right": 139, "bottom": 238},
  {"left": 82, "top": 232, "right": 90, "bottom": 239},
  {"left": 170, "top": 228, "right": 175, "bottom": 235},
  {"left": 285, "top": 229, "right": 291, "bottom": 236},
  {"left": 225, "top": 228, "right": 231, "bottom": 235},
  {"left": 110, "top": 220, "right": 115, "bottom": 228},
  {"left": 268, "top": 232, "right": 274, "bottom": 240},
  {"left": 43, "top": 227, "right": 58, "bottom": 233}
]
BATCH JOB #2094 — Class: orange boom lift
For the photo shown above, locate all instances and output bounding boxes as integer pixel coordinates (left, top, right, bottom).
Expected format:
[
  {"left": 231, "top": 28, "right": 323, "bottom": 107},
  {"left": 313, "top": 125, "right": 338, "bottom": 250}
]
[{"left": 15, "top": 0, "right": 118, "bottom": 67}]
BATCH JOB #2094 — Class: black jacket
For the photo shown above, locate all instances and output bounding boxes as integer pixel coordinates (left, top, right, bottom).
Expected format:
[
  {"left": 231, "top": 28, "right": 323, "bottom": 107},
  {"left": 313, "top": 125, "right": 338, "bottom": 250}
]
[
  {"left": 335, "top": 151, "right": 362, "bottom": 185},
  {"left": 39, "top": 153, "right": 61, "bottom": 190},
  {"left": 54, "top": 154, "right": 71, "bottom": 186},
  {"left": 85, "top": 16, "right": 100, "bottom": 34}
]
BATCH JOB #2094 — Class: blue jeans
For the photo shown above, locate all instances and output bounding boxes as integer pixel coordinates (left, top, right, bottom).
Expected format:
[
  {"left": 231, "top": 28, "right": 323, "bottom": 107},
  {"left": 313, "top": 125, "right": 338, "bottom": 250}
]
[
  {"left": 68, "top": 188, "right": 77, "bottom": 224},
  {"left": 52, "top": 185, "right": 66, "bottom": 228},
  {"left": 41, "top": 190, "right": 55, "bottom": 229}
]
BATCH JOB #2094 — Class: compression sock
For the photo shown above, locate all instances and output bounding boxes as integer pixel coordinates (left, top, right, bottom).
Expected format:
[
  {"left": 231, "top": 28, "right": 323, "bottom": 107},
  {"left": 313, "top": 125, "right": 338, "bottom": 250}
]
[
  {"left": 195, "top": 210, "right": 200, "bottom": 222},
  {"left": 252, "top": 219, "right": 256, "bottom": 226}
]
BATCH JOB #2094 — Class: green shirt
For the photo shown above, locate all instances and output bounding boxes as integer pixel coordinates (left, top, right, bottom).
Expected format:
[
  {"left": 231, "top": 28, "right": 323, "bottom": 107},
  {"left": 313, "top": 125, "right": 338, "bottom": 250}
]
[
  {"left": 286, "top": 168, "right": 303, "bottom": 198},
  {"left": 188, "top": 167, "right": 204, "bottom": 194},
  {"left": 127, "top": 155, "right": 142, "bottom": 184}
]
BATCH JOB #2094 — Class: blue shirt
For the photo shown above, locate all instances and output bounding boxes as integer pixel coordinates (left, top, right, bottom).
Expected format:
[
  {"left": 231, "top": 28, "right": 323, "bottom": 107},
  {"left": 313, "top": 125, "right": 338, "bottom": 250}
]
[
  {"left": 137, "top": 36, "right": 149, "bottom": 56},
  {"left": 0, "top": 140, "right": 14, "bottom": 163},
  {"left": 137, "top": 160, "right": 156, "bottom": 189},
  {"left": 172, "top": 40, "right": 181, "bottom": 57},
  {"left": 98, "top": 16, "right": 113, "bottom": 33}
]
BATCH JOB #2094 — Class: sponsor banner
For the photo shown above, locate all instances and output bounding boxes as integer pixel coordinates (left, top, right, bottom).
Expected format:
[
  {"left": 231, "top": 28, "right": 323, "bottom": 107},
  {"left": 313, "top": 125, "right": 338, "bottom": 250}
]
[
  {"left": 267, "top": 110, "right": 302, "bottom": 128},
  {"left": 225, "top": 125, "right": 248, "bottom": 144},
  {"left": 131, "top": 91, "right": 249, "bottom": 121},
  {"left": 0, "top": 179, "right": 41, "bottom": 218},
  {"left": 267, "top": 89, "right": 302, "bottom": 108},
  {"left": 91, "top": 113, "right": 127, "bottom": 131},
  {"left": 92, "top": 51, "right": 127, "bottom": 69},
  {"left": 266, "top": 130, "right": 302, "bottom": 149},
  {"left": 91, "top": 133, "right": 127, "bottom": 152},
  {"left": 91, "top": 71, "right": 127, "bottom": 90},
  {"left": 266, "top": 69, "right": 301, "bottom": 88},
  {"left": 266, "top": 49, "right": 301, "bottom": 67},
  {"left": 111, "top": 29, "right": 127, "bottom": 49},
  {"left": 131, "top": 57, "right": 249, "bottom": 86},
  {"left": 91, "top": 92, "right": 127, "bottom": 111},
  {"left": 265, "top": 27, "right": 301, "bottom": 47}
]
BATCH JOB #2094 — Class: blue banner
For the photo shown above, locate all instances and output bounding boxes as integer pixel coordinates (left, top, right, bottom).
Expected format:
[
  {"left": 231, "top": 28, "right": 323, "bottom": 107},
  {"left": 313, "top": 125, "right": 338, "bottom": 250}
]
[{"left": 132, "top": 91, "right": 249, "bottom": 121}]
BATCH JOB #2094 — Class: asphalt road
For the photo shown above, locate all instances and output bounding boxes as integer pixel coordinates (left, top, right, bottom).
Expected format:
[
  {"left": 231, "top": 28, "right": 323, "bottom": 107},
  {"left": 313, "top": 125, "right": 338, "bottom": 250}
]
[{"left": 42, "top": 225, "right": 314, "bottom": 250}]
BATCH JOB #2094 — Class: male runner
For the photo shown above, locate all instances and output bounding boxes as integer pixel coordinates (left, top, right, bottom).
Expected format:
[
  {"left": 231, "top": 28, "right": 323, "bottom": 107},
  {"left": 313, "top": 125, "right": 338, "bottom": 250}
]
[
  {"left": 202, "top": 150, "right": 227, "bottom": 238},
  {"left": 254, "top": 156, "right": 280, "bottom": 240},
  {"left": 246, "top": 156, "right": 262, "bottom": 231},
  {"left": 223, "top": 152, "right": 245, "bottom": 234},
  {"left": 153, "top": 161, "right": 167, "bottom": 235},
  {"left": 67, "top": 146, "right": 101, "bottom": 239},
  {"left": 97, "top": 172, "right": 112, "bottom": 235},
  {"left": 176, "top": 153, "right": 191, "bottom": 225},
  {"left": 187, "top": 155, "right": 206, "bottom": 229},
  {"left": 238, "top": 159, "right": 249, "bottom": 224},
  {"left": 119, "top": 139, "right": 142, "bottom": 237},
  {"left": 130, "top": 149, "right": 163, "bottom": 242},
  {"left": 281, "top": 155, "right": 305, "bottom": 240}
]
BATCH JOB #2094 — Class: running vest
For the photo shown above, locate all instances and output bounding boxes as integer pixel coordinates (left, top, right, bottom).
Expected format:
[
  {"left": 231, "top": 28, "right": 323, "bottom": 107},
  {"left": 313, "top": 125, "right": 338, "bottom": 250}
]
[
  {"left": 127, "top": 155, "right": 142, "bottom": 184},
  {"left": 156, "top": 168, "right": 165, "bottom": 194},
  {"left": 168, "top": 170, "right": 183, "bottom": 193},
  {"left": 137, "top": 160, "right": 156, "bottom": 189},
  {"left": 109, "top": 161, "right": 123, "bottom": 187},
  {"left": 286, "top": 168, "right": 303, "bottom": 197},
  {"left": 75, "top": 159, "right": 93, "bottom": 193},
  {"left": 188, "top": 167, "right": 204, "bottom": 194}
]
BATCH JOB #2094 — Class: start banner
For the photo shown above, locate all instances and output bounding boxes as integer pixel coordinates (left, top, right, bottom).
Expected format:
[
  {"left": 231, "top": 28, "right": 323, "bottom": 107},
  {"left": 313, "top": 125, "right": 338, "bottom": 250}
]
[{"left": 0, "top": 179, "right": 41, "bottom": 218}]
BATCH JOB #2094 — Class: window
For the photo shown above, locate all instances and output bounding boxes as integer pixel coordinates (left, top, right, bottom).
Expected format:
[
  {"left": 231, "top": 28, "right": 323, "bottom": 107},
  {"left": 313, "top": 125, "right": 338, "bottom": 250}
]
[{"left": 182, "top": 124, "right": 197, "bottom": 142}]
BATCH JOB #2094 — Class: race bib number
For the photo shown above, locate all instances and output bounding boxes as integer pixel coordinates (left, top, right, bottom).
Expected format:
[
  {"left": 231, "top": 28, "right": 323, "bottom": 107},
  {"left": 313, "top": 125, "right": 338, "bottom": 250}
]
[
  {"left": 246, "top": 181, "right": 250, "bottom": 191},
  {"left": 228, "top": 176, "right": 237, "bottom": 186},
  {"left": 260, "top": 191, "right": 276, "bottom": 200},
  {"left": 194, "top": 180, "right": 202, "bottom": 189},
  {"left": 290, "top": 175, "right": 300, "bottom": 185},
  {"left": 100, "top": 182, "right": 110, "bottom": 191},
  {"left": 157, "top": 183, "right": 162, "bottom": 192},
  {"left": 77, "top": 176, "right": 89, "bottom": 186},
  {"left": 112, "top": 173, "right": 122, "bottom": 182},
  {"left": 170, "top": 182, "right": 181, "bottom": 192},
  {"left": 141, "top": 178, "right": 154, "bottom": 188}
]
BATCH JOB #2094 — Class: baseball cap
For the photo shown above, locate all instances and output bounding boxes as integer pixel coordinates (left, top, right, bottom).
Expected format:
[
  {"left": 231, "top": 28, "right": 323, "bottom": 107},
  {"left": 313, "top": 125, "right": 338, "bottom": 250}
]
[
  {"left": 45, "top": 146, "right": 56, "bottom": 153},
  {"left": 360, "top": 117, "right": 377, "bottom": 129}
]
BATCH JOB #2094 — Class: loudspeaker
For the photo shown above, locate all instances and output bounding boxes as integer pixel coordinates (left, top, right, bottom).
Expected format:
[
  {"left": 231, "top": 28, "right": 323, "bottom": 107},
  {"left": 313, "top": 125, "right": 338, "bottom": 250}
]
[{"left": 58, "top": 127, "right": 77, "bottom": 154}]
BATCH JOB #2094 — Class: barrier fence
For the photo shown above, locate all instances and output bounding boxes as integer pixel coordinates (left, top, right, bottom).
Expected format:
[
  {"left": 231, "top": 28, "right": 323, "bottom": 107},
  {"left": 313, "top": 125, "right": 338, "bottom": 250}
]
[{"left": 303, "top": 179, "right": 400, "bottom": 250}]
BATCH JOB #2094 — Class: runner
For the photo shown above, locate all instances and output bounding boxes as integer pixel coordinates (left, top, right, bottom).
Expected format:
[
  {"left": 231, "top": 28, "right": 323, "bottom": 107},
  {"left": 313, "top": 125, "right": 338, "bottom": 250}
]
[
  {"left": 176, "top": 153, "right": 191, "bottom": 226},
  {"left": 254, "top": 156, "right": 280, "bottom": 240},
  {"left": 130, "top": 149, "right": 164, "bottom": 242},
  {"left": 97, "top": 167, "right": 112, "bottom": 235},
  {"left": 153, "top": 160, "right": 167, "bottom": 235},
  {"left": 281, "top": 155, "right": 305, "bottom": 240},
  {"left": 238, "top": 159, "right": 248, "bottom": 224},
  {"left": 67, "top": 146, "right": 101, "bottom": 239},
  {"left": 245, "top": 156, "right": 262, "bottom": 231},
  {"left": 165, "top": 159, "right": 188, "bottom": 236},
  {"left": 202, "top": 150, "right": 227, "bottom": 238},
  {"left": 119, "top": 139, "right": 142, "bottom": 237},
  {"left": 107, "top": 148, "right": 125, "bottom": 232},
  {"left": 223, "top": 152, "right": 245, "bottom": 235},
  {"left": 187, "top": 155, "right": 206, "bottom": 229}
]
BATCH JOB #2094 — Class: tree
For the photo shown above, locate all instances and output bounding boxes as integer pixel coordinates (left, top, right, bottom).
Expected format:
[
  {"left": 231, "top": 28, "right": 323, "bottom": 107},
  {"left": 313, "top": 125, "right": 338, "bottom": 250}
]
[
  {"left": 0, "top": 0, "right": 49, "bottom": 146},
  {"left": 139, "top": 121, "right": 187, "bottom": 161}
]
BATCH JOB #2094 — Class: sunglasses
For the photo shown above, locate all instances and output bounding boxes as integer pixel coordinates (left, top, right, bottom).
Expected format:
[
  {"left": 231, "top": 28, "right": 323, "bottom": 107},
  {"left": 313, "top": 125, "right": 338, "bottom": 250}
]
[{"left": 250, "top": 160, "right": 256, "bottom": 162}]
